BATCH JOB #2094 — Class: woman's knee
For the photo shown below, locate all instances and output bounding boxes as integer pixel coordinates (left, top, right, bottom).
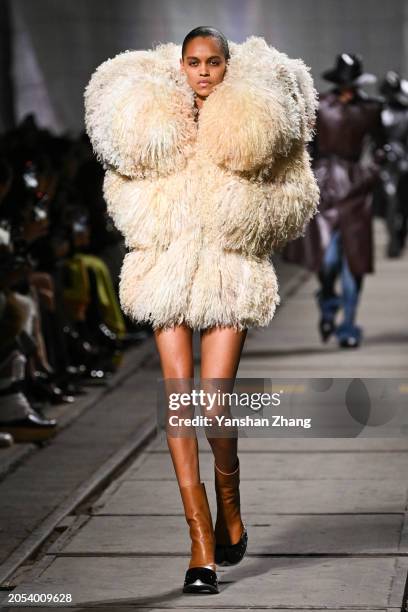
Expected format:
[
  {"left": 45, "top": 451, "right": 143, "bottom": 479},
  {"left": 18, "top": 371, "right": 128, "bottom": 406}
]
[{"left": 154, "top": 323, "right": 194, "bottom": 378}]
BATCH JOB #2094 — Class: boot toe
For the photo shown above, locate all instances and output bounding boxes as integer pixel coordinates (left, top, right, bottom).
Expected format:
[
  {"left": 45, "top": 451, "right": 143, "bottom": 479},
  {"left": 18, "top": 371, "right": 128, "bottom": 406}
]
[
  {"left": 215, "top": 526, "right": 248, "bottom": 566},
  {"left": 183, "top": 567, "right": 219, "bottom": 594}
]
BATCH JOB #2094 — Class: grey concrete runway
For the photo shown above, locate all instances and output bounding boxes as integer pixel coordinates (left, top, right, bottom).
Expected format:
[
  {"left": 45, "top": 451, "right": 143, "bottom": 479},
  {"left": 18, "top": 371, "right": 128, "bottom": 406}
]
[{"left": 2, "top": 219, "right": 407, "bottom": 610}]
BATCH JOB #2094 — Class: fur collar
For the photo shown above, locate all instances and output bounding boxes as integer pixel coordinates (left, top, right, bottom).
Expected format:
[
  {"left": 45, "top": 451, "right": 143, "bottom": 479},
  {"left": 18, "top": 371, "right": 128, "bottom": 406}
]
[{"left": 84, "top": 36, "right": 318, "bottom": 179}]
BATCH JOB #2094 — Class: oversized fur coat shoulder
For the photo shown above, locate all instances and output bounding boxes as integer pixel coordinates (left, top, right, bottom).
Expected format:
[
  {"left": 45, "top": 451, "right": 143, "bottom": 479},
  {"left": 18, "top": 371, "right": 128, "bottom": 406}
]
[
  {"left": 84, "top": 36, "right": 320, "bottom": 254},
  {"left": 83, "top": 36, "right": 320, "bottom": 331},
  {"left": 84, "top": 35, "right": 318, "bottom": 179}
]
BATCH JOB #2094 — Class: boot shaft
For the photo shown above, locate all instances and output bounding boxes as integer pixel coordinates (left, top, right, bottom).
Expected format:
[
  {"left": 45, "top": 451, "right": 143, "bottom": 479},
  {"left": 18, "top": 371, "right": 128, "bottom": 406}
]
[{"left": 179, "top": 481, "right": 215, "bottom": 569}]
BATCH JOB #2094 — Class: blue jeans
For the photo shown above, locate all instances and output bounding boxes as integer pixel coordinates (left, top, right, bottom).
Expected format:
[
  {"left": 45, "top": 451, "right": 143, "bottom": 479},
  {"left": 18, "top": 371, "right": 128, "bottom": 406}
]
[{"left": 316, "top": 230, "right": 363, "bottom": 341}]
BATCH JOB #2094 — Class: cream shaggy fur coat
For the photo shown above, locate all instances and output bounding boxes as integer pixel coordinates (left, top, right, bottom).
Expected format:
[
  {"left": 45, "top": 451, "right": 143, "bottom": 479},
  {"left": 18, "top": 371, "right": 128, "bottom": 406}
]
[{"left": 84, "top": 36, "right": 320, "bottom": 331}]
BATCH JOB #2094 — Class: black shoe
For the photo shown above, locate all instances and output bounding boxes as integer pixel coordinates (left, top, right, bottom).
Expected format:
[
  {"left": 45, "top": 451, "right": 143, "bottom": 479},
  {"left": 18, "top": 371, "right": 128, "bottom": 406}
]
[
  {"left": 26, "top": 371, "right": 75, "bottom": 405},
  {"left": 183, "top": 567, "right": 219, "bottom": 594},
  {"left": 0, "top": 432, "right": 14, "bottom": 447},
  {"left": 339, "top": 336, "right": 360, "bottom": 348},
  {"left": 337, "top": 324, "right": 362, "bottom": 349},
  {"left": 315, "top": 289, "right": 340, "bottom": 343},
  {"left": 63, "top": 325, "right": 101, "bottom": 367},
  {"left": 319, "top": 318, "right": 335, "bottom": 343},
  {"left": 80, "top": 365, "right": 110, "bottom": 386},
  {"left": 215, "top": 526, "right": 248, "bottom": 566},
  {"left": 0, "top": 411, "right": 57, "bottom": 443}
]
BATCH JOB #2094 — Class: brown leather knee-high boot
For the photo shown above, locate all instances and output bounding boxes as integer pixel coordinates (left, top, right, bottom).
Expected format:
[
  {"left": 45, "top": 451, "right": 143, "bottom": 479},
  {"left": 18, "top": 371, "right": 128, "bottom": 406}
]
[
  {"left": 214, "top": 457, "right": 248, "bottom": 566},
  {"left": 179, "top": 481, "right": 219, "bottom": 594}
]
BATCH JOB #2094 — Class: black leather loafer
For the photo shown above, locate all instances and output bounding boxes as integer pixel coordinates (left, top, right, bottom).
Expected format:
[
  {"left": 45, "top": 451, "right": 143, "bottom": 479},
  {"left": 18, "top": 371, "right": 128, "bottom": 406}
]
[
  {"left": 215, "top": 526, "right": 248, "bottom": 566},
  {"left": 183, "top": 567, "right": 219, "bottom": 594}
]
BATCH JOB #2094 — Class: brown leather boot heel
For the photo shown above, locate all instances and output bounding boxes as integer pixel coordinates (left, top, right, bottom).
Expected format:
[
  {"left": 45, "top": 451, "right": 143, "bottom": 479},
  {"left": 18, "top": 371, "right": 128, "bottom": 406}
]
[{"left": 179, "top": 481, "right": 219, "bottom": 594}]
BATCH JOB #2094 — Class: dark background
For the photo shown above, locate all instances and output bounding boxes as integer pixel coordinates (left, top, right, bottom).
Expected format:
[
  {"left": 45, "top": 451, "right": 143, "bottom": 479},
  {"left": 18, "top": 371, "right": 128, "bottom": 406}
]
[{"left": 0, "top": 0, "right": 406, "bottom": 135}]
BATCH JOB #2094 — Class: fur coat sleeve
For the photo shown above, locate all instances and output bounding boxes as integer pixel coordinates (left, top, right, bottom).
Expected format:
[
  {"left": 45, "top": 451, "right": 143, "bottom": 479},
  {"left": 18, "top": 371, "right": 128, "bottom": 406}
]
[{"left": 84, "top": 36, "right": 320, "bottom": 255}]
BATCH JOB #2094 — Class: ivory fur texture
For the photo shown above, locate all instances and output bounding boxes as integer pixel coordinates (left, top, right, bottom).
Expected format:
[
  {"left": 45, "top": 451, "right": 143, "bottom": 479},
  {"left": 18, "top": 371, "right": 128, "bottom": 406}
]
[{"left": 84, "top": 36, "right": 320, "bottom": 331}]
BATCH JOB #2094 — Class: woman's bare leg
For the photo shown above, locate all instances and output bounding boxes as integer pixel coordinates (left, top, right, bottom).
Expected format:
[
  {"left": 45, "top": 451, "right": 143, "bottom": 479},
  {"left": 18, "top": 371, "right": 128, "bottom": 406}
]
[
  {"left": 154, "top": 323, "right": 216, "bottom": 574},
  {"left": 200, "top": 325, "right": 247, "bottom": 472},
  {"left": 154, "top": 323, "right": 200, "bottom": 487}
]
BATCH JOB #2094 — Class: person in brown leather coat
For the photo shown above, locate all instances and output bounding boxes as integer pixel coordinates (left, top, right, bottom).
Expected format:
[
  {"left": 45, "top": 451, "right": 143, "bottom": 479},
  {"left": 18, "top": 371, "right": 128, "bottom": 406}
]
[{"left": 283, "top": 53, "right": 385, "bottom": 348}]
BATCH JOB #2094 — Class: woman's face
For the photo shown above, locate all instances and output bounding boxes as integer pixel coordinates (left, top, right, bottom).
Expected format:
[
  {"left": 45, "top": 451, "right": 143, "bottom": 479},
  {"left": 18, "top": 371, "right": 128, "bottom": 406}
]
[{"left": 180, "top": 36, "right": 227, "bottom": 100}]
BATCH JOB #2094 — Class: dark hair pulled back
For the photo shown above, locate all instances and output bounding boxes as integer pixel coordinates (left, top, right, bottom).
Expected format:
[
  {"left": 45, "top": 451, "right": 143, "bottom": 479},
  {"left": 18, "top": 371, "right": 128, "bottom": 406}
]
[{"left": 181, "top": 26, "right": 230, "bottom": 61}]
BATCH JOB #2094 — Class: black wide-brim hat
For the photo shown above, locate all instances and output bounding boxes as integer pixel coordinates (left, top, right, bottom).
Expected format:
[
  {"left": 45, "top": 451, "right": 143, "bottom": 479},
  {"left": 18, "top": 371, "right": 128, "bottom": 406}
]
[{"left": 322, "top": 53, "right": 377, "bottom": 86}]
